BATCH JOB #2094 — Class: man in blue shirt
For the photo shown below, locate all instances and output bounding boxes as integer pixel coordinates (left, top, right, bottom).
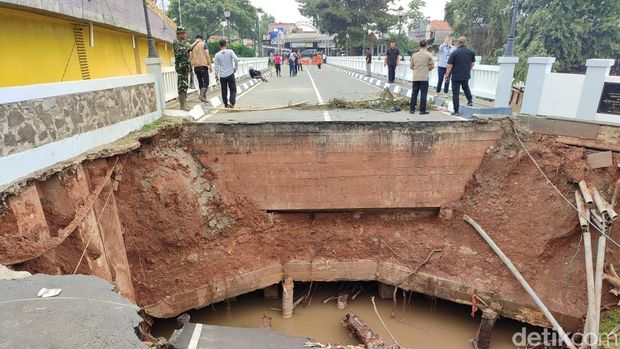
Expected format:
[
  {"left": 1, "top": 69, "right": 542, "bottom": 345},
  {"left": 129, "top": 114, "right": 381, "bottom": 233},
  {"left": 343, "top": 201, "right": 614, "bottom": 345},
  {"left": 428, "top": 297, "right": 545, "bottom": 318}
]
[
  {"left": 436, "top": 35, "right": 455, "bottom": 94},
  {"left": 445, "top": 36, "right": 475, "bottom": 116}
]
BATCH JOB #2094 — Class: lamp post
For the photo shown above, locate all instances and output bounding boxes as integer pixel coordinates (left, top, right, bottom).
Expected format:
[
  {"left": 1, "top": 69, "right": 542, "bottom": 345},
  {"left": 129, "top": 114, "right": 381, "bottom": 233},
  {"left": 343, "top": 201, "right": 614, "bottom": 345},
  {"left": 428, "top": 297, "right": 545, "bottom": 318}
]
[
  {"left": 346, "top": 32, "right": 350, "bottom": 56},
  {"left": 224, "top": 8, "right": 231, "bottom": 44},
  {"left": 362, "top": 24, "right": 368, "bottom": 52},
  {"left": 397, "top": 6, "right": 404, "bottom": 36},
  {"left": 141, "top": 0, "right": 158, "bottom": 58},
  {"left": 504, "top": 0, "right": 518, "bottom": 56}
]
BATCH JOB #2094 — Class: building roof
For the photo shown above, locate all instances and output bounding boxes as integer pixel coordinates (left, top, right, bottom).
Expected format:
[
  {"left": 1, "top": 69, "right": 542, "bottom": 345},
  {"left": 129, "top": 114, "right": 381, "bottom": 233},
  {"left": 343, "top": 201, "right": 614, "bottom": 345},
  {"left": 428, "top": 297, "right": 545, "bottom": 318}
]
[{"left": 430, "top": 20, "right": 452, "bottom": 31}]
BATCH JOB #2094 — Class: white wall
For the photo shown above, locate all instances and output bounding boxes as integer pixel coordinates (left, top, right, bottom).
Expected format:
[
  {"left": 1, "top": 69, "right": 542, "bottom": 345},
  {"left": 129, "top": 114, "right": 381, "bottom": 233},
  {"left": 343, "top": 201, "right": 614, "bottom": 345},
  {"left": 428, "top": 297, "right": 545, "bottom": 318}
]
[{"left": 537, "top": 73, "right": 585, "bottom": 118}]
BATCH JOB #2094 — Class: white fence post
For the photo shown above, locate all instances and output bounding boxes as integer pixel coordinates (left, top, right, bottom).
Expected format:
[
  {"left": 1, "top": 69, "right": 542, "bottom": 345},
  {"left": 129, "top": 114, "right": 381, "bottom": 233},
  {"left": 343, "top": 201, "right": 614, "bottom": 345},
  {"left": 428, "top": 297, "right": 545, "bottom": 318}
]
[
  {"left": 494, "top": 56, "right": 519, "bottom": 107},
  {"left": 521, "top": 57, "right": 556, "bottom": 115},
  {"left": 576, "top": 59, "right": 615, "bottom": 121},
  {"left": 145, "top": 57, "right": 165, "bottom": 113}
]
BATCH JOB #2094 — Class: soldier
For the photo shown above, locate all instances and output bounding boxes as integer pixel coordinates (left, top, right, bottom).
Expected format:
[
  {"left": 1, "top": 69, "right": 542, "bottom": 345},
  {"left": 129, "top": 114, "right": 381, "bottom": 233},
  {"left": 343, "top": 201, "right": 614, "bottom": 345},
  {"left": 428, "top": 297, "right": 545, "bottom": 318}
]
[{"left": 173, "top": 27, "right": 191, "bottom": 110}]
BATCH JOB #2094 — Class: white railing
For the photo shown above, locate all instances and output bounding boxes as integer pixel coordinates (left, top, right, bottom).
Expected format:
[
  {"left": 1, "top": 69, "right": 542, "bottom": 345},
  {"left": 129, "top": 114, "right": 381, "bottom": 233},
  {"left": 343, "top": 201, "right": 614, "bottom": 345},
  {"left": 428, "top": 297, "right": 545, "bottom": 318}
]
[
  {"left": 329, "top": 56, "right": 500, "bottom": 100},
  {"left": 162, "top": 57, "right": 269, "bottom": 102}
]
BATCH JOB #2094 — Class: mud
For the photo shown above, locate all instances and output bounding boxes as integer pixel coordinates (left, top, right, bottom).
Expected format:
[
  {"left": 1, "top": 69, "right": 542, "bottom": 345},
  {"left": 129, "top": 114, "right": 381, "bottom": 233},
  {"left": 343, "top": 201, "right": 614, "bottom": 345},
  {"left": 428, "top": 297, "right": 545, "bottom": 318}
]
[{"left": 1, "top": 119, "right": 618, "bottom": 333}]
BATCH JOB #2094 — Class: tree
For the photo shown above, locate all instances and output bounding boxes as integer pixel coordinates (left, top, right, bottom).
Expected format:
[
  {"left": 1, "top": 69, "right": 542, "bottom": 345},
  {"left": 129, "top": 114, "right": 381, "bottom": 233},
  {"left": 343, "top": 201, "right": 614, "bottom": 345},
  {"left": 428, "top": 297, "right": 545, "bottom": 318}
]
[
  {"left": 406, "top": 0, "right": 426, "bottom": 29},
  {"left": 298, "top": 0, "right": 398, "bottom": 52},
  {"left": 167, "top": 0, "right": 270, "bottom": 42}
]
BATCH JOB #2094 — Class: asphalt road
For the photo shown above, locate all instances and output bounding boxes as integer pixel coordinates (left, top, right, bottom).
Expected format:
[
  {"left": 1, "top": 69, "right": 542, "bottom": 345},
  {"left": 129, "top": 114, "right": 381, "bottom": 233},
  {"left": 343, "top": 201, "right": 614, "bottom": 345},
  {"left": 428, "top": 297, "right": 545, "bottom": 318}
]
[{"left": 199, "top": 64, "right": 461, "bottom": 123}]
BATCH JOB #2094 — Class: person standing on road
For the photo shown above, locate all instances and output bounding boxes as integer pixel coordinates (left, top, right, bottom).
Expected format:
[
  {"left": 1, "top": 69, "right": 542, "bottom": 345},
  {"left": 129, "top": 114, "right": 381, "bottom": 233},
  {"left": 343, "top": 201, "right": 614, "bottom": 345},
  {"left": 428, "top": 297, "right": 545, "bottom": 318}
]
[
  {"left": 289, "top": 51, "right": 297, "bottom": 77},
  {"left": 189, "top": 35, "right": 213, "bottom": 102},
  {"left": 436, "top": 35, "right": 455, "bottom": 95},
  {"left": 365, "top": 48, "right": 372, "bottom": 77},
  {"left": 213, "top": 39, "right": 239, "bottom": 108},
  {"left": 322, "top": 51, "right": 327, "bottom": 64},
  {"left": 316, "top": 52, "right": 323, "bottom": 69},
  {"left": 297, "top": 52, "right": 304, "bottom": 71},
  {"left": 274, "top": 53, "right": 282, "bottom": 77},
  {"left": 173, "top": 27, "right": 191, "bottom": 110},
  {"left": 384, "top": 41, "right": 400, "bottom": 83},
  {"left": 444, "top": 36, "right": 475, "bottom": 116},
  {"left": 409, "top": 40, "right": 434, "bottom": 115}
]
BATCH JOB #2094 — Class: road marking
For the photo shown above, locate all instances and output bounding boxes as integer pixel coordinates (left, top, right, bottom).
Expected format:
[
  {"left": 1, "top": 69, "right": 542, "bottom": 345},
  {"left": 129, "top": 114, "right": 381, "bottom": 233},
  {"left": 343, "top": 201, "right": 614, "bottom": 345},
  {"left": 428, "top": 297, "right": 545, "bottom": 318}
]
[
  {"left": 197, "top": 80, "right": 264, "bottom": 122},
  {"left": 188, "top": 323, "right": 203, "bottom": 349},
  {"left": 306, "top": 69, "right": 331, "bottom": 121}
]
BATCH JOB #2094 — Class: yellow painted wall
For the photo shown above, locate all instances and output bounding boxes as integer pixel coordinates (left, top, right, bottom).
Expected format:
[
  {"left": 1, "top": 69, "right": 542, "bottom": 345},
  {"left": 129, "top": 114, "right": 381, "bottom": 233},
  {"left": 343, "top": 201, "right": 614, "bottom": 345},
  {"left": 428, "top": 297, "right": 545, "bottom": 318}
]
[{"left": 0, "top": 6, "right": 173, "bottom": 87}]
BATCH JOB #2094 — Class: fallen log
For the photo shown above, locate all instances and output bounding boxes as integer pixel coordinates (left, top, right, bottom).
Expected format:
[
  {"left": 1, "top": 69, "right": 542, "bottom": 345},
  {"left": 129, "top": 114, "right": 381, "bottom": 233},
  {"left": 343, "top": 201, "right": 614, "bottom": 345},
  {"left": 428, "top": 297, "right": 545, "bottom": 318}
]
[
  {"left": 342, "top": 312, "right": 385, "bottom": 349},
  {"left": 473, "top": 303, "right": 503, "bottom": 349}
]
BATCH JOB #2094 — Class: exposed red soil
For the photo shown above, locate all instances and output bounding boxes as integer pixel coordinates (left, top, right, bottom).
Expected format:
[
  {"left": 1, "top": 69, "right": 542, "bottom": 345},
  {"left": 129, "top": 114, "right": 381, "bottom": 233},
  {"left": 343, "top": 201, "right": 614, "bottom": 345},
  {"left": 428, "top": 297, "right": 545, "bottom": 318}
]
[{"left": 3, "top": 121, "right": 618, "bottom": 330}]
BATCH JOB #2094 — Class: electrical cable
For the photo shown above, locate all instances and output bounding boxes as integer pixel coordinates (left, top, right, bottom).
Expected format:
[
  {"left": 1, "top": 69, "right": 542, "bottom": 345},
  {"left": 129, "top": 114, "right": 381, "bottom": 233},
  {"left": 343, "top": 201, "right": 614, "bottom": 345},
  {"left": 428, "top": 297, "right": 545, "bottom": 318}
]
[{"left": 509, "top": 119, "right": 620, "bottom": 248}]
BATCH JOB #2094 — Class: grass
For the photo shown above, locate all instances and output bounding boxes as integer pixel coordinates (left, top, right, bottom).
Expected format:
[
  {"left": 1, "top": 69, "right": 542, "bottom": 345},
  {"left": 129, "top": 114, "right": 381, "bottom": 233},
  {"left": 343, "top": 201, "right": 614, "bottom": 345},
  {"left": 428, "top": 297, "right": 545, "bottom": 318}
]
[
  {"left": 601, "top": 307, "right": 620, "bottom": 336},
  {"left": 140, "top": 118, "right": 164, "bottom": 132}
]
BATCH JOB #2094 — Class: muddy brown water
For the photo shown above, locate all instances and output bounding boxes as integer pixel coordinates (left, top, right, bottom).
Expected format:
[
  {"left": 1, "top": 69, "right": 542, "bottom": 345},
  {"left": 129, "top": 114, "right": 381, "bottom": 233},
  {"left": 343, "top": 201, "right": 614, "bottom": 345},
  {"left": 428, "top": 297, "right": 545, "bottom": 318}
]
[{"left": 152, "top": 282, "right": 529, "bottom": 348}]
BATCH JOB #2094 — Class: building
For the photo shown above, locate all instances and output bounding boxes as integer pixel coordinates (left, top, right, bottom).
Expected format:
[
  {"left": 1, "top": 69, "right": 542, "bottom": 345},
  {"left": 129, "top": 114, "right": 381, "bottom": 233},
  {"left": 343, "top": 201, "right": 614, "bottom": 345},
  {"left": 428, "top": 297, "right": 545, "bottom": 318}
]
[
  {"left": 282, "top": 32, "right": 335, "bottom": 52},
  {"left": 408, "top": 19, "right": 452, "bottom": 47},
  {"left": 0, "top": 0, "right": 176, "bottom": 87}
]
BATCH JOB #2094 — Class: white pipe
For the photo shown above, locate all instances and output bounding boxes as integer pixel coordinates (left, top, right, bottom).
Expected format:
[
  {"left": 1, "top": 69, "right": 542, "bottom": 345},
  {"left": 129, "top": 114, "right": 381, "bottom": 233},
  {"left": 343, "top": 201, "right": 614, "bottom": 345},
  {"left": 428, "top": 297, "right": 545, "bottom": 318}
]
[
  {"left": 593, "top": 224, "right": 606, "bottom": 349},
  {"left": 578, "top": 191, "right": 597, "bottom": 340},
  {"left": 463, "top": 215, "right": 577, "bottom": 349}
]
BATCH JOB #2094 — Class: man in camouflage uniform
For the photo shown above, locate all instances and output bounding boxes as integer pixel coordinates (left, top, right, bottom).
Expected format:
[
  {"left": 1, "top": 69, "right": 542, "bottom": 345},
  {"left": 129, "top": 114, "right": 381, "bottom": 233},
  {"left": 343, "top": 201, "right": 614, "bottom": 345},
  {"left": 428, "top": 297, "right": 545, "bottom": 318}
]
[{"left": 173, "top": 27, "right": 191, "bottom": 110}]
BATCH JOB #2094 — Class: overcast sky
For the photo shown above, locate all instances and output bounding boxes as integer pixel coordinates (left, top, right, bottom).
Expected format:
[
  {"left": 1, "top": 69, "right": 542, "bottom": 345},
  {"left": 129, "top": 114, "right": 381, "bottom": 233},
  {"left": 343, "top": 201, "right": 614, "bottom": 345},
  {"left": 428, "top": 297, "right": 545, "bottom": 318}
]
[{"left": 249, "top": 0, "right": 449, "bottom": 24}]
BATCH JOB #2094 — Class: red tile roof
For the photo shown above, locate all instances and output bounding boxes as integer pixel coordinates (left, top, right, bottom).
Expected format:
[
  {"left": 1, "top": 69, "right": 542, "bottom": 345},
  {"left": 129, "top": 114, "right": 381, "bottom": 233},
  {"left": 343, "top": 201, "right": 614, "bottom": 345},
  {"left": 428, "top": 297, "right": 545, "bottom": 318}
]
[{"left": 430, "top": 20, "right": 452, "bottom": 31}]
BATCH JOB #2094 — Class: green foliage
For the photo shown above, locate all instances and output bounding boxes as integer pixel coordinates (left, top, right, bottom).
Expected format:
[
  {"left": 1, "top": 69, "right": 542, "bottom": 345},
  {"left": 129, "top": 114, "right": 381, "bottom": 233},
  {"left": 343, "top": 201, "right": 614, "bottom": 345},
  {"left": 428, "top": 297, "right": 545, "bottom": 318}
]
[
  {"left": 445, "top": 0, "right": 620, "bottom": 79},
  {"left": 600, "top": 307, "right": 620, "bottom": 337},
  {"left": 167, "top": 0, "right": 264, "bottom": 41},
  {"left": 298, "top": 0, "right": 398, "bottom": 49},
  {"left": 206, "top": 41, "right": 256, "bottom": 57},
  {"left": 406, "top": 0, "right": 426, "bottom": 28}
]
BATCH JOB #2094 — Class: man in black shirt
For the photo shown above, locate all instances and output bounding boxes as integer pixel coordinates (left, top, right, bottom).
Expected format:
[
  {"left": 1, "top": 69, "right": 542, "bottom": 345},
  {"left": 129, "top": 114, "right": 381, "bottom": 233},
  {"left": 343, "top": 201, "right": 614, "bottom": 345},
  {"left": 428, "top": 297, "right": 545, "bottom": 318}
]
[
  {"left": 365, "top": 48, "right": 372, "bottom": 77},
  {"left": 445, "top": 36, "right": 475, "bottom": 116},
  {"left": 383, "top": 42, "right": 400, "bottom": 83}
]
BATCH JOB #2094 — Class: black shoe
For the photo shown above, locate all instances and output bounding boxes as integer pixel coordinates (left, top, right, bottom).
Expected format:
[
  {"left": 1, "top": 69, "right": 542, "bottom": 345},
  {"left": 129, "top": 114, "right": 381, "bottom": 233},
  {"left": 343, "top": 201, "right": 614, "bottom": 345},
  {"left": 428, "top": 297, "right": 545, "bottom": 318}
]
[
  {"left": 225, "top": 104, "right": 232, "bottom": 109},
  {"left": 420, "top": 111, "right": 430, "bottom": 115},
  {"left": 451, "top": 112, "right": 461, "bottom": 116},
  {"left": 409, "top": 110, "right": 415, "bottom": 114},
  {"left": 467, "top": 101, "right": 473, "bottom": 106}
]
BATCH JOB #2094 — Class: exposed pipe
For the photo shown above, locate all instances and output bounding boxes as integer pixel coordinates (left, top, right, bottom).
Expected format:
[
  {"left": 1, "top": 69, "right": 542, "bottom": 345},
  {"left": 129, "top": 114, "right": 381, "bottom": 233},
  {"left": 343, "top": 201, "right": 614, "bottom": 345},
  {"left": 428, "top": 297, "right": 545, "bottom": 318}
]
[
  {"left": 579, "top": 181, "right": 594, "bottom": 205},
  {"left": 593, "top": 222, "right": 607, "bottom": 349},
  {"left": 577, "top": 191, "right": 597, "bottom": 339},
  {"left": 463, "top": 214, "right": 577, "bottom": 349}
]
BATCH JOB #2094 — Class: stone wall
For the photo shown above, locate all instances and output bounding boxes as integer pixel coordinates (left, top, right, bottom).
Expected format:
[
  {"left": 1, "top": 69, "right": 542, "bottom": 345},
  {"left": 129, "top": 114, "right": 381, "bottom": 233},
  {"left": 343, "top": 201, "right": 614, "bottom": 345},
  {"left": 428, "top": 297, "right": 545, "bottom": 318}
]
[{"left": 0, "top": 83, "right": 156, "bottom": 157}]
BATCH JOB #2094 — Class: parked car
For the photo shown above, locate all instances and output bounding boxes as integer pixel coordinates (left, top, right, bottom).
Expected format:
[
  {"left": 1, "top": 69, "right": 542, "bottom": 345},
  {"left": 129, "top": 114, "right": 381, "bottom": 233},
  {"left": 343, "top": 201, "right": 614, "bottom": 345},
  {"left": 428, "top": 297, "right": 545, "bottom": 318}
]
[{"left": 301, "top": 49, "right": 318, "bottom": 58}]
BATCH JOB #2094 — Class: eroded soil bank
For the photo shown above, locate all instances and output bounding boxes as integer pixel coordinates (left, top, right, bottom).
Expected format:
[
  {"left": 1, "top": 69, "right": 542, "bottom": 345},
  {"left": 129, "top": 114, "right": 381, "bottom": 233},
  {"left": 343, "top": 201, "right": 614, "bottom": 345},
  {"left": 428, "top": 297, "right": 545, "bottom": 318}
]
[{"left": 1, "top": 119, "right": 618, "bottom": 332}]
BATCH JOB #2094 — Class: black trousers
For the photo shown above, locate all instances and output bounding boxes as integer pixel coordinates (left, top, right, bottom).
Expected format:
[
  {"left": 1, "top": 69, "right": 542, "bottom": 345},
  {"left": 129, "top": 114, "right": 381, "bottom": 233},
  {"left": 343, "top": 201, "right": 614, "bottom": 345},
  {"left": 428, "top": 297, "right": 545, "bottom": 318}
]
[
  {"left": 387, "top": 64, "right": 396, "bottom": 82},
  {"left": 275, "top": 63, "right": 281, "bottom": 76},
  {"left": 436, "top": 66, "right": 450, "bottom": 93},
  {"left": 220, "top": 74, "right": 237, "bottom": 106},
  {"left": 194, "top": 66, "right": 210, "bottom": 90},
  {"left": 452, "top": 80, "right": 473, "bottom": 113},
  {"left": 410, "top": 81, "right": 429, "bottom": 112},
  {"left": 317, "top": 63, "right": 322, "bottom": 69}
]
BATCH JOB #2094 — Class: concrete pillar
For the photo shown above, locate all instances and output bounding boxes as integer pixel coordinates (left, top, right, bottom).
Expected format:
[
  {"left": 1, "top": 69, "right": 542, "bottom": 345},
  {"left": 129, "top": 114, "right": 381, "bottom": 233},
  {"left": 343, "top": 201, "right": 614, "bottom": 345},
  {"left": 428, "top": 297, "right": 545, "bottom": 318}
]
[
  {"left": 282, "top": 277, "right": 294, "bottom": 319},
  {"left": 378, "top": 283, "right": 395, "bottom": 300},
  {"left": 576, "top": 59, "right": 615, "bottom": 121},
  {"left": 263, "top": 284, "right": 279, "bottom": 299},
  {"left": 145, "top": 57, "right": 165, "bottom": 114},
  {"left": 494, "top": 56, "right": 519, "bottom": 107},
  {"left": 520, "top": 57, "right": 556, "bottom": 115}
]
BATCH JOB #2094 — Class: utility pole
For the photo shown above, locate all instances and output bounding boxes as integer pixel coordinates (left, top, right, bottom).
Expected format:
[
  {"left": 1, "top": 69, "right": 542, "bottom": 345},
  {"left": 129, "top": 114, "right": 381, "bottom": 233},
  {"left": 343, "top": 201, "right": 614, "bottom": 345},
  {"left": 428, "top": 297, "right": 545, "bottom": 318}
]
[
  {"left": 141, "top": 0, "right": 158, "bottom": 58},
  {"left": 224, "top": 9, "right": 231, "bottom": 44},
  {"left": 362, "top": 24, "right": 368, "bottom": 52},
  {"left": 397, "top": 6, "right": 404, "bottom": 37},
  {"left": 177, "top": 0, "right": 182, "bottom": 26}
]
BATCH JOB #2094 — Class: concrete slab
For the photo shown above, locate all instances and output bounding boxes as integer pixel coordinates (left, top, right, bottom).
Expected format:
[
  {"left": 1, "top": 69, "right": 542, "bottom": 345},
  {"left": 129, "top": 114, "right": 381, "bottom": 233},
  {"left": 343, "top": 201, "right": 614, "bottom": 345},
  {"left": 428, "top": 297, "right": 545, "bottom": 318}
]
[
  {"left": 587, "top": 151, "right": 613, "bottom": 169},
  {"left": 521, "top": 115, "right": 600, "bottom": 139},
  {"left": 460, "top": 106, "right": 512, "bottom": 118},
  {"left": 170, "top": 323, "right": 309, "bottom": 349},
  {"left": 0, "top": 274, "right": 145, "bottom": 348}
]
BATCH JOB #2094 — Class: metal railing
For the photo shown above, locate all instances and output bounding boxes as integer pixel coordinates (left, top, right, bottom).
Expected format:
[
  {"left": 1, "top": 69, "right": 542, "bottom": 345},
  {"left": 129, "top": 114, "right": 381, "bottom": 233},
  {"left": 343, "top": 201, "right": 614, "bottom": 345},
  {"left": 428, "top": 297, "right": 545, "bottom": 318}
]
[
  {"left": 329, "top": 56, "right": 500, "bottom": 100},
  {"left": 162, "top": 57, "right": 269, "bottom": 102}
]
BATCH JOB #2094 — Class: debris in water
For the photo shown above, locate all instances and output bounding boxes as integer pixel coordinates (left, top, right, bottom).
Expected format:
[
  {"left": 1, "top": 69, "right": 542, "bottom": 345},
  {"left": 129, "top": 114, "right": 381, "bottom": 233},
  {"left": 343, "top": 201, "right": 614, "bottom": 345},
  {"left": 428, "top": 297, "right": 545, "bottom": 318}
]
[{"left": 37, "top": 288, "right": 62, "bottom": 298}]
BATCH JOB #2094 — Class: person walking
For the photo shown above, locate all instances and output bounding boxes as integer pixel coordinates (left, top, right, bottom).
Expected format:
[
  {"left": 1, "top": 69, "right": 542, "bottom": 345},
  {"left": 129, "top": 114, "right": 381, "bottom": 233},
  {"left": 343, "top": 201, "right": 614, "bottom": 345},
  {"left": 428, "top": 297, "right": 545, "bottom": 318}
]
[
  {"left": 213, "top": 39, "right": 239, "bottom": 108},
  {"left": 274, "top": 53, "right": 282, "bottom": 77},
  {"left": 322, "top": 51, "right": 326, "bottom": 64},
  {"left": 288, "top": 51, "right": 297, "bottom": 77},
  {"left": 384, "top": 41, "right": 400, "bottom": 83},
  {"left": 365, "top": 48, "right": 372, "bottom": 77},
  {"left": 173, "top": 27, "right": 191, "bottom": 110},
  {"left": 316, "top": 52, "right": 323, "bottom": 69},
  {"left": 409, "top": 40, "right": 434, "bottom": 115},
  {"left": 297, "top": 52, "right": 304, "bottom": 71},
  {"left": 444, "top": 36, "right": 475, "bottom": 116},
  {"left": 189, "top": 35, "right": 212, "bottom": 102},
  {"left": 436, "top": 35, "right": 455, "bottom": 95}
]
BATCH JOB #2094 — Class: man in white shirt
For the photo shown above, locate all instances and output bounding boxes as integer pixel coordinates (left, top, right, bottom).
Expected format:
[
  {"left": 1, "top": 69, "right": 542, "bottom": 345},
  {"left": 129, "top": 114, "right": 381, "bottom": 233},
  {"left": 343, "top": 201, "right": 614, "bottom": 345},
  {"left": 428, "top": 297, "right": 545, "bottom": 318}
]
[
  {"left": 436, "top": 35, "right": 455, "bottom": 94},
  {"left": 213, "top": 39, "right": 239, "bottom": 108}
]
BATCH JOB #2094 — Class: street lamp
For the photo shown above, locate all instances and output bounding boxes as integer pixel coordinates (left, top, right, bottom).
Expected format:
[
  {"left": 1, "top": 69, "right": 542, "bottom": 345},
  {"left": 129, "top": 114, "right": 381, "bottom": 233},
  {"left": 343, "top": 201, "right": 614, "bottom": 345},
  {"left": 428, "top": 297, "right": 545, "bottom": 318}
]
[
  {"left": 362, "top": 24, "right": 368, "bottom": 52},
  {"left": 397, "top": 6, "right": 404, "bottom": 36},
  {"left": 224, "top": 8, "right": 231, "bottom": 44},
  {"left": 346, "top": 32, "right": 350, "bottom": 56},
  {"left": 504, "top": 0, "right": 518, "bottom": 56},
  {"left": 141, "top": 0, "right": 158, "bottom": 58}
]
